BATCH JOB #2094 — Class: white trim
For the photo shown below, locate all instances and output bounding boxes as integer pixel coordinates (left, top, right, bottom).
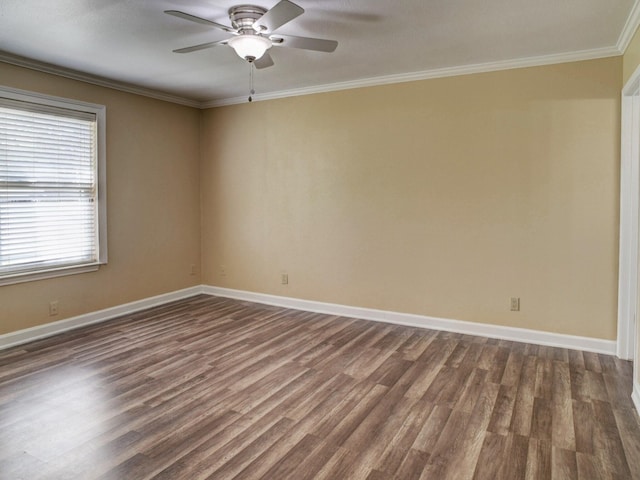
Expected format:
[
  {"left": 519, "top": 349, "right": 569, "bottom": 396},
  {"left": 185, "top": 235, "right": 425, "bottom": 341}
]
[
  {"left": 618, "top": 65, "right": 640, "bottom": 360},
  {"left": 1, "top": 285, "right": 618, "bottom": 355},
  {"left": 618, "top": 0, "right": 640, "bottom": 53},
  {"left": 0, "top": 286, "right": 203, "bottom": 350},
  {"left": 0, "top": 51, "right": 201, "bottom": 108},
  {"left": 0, "top": 84, "right": 107, "bottom": 112},
  {"left": 203, "top": 286, "right": 616, "bottom": 355},
  {"left": 202, "top": 47, "right": 620, "bottom": 108},
  {"left": 0, "top": 85, "right": 108, "bottom": 285},
  {"left": 633, "top": 381, "right": 640, "bottom": 414},
  {"left": 622, "top": 60, "right": 640, "bottom": 97},
  {"left": 0, "top": 264, "right": 100, "bottom": 287},
  {"left": 0, "top": 45, "right": 621, "bottom": 110}
]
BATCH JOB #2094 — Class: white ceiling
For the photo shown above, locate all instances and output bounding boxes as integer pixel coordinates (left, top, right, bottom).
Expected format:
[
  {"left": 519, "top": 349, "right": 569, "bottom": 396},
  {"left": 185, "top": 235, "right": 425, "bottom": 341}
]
[{"left": 0, "top": 0, "right": 638, "bottom": 107}]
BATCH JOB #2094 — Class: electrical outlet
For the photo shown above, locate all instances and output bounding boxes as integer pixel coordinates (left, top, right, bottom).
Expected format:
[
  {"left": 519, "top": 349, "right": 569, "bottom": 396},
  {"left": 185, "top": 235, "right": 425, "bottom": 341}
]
[
  {"left": 220, "top": 265, "right": 226, "bottom": 277},
  {"left": 49, "top": 301, "right": 59, "bottom": 316},
  {"left": 510, "top": 297, "right": 520, "bottom": 311},
  {"left": 281, "top": 273, "right": 288, "bottom": 285},
  {"left": 190, "top": 264, "right": 196, "bottom": 276}
]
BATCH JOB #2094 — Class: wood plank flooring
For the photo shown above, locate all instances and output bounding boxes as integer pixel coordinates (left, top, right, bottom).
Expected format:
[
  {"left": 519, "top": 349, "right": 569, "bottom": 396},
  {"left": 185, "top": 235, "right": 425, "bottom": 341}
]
[{"left": 1, "top": 294, "right": 639, "bottom": 479}]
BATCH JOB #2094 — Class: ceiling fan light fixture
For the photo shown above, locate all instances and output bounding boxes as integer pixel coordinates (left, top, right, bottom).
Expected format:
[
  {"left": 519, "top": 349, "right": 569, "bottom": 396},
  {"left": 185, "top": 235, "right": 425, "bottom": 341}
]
[{"left": 228, "top": 35, "right": 272, "bottom": 61}]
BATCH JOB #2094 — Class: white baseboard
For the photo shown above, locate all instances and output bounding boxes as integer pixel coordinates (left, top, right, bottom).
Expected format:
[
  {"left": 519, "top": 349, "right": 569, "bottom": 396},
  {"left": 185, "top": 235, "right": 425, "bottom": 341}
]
[
  {"left": 0, "top": 286, "right": 204, "bottom": 350},
  {"left": 1, "top": 284, "right": 617, "bottom": 357},
  {"left": 633, "top": 381, "right": 640, "bottom": 415},
  {"left": 203, "top": 286, "right": 617, "bottom": 355}
]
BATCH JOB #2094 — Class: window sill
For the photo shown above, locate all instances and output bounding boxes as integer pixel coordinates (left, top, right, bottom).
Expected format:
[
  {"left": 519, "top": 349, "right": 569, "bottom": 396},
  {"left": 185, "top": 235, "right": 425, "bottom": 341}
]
[{"left": 0, "top": 263, "right": 102, "bottom": 287}]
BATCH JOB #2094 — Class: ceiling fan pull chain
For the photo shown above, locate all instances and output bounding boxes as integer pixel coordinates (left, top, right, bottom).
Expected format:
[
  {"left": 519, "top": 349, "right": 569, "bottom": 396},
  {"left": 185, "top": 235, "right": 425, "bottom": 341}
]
[{"left": 248, "top": 62, "right": 256, "bottom": 102}]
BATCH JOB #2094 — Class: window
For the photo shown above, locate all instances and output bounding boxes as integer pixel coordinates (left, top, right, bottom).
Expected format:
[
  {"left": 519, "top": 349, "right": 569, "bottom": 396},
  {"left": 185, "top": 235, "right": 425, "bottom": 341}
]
[{"left": 0, "top": 86, "right": 107, "bottom": 286}]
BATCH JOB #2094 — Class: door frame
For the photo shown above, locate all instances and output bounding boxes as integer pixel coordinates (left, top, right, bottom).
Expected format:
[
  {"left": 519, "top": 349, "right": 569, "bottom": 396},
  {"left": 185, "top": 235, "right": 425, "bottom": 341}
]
[{"left": 618, "top": 66, "right": 640, "bottom": 362}]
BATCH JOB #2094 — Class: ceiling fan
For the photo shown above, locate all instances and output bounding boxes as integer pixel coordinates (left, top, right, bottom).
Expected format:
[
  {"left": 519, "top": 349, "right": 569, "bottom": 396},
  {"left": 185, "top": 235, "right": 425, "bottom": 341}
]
[{"left": 165, "top": 0, "right": 338, "bottom": 69}]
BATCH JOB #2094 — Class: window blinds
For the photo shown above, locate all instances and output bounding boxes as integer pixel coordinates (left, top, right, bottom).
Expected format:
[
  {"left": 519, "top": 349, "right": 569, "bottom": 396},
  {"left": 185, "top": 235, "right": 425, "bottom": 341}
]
[{"left": 0, "top": 98, "right": 98, "bottom": 277}]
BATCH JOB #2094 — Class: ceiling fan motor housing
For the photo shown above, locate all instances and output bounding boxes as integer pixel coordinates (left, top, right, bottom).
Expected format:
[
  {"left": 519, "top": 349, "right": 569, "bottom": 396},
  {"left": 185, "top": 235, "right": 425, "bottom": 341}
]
[{"left": 229, "top": 5, "right": 267, "bottom": 32}]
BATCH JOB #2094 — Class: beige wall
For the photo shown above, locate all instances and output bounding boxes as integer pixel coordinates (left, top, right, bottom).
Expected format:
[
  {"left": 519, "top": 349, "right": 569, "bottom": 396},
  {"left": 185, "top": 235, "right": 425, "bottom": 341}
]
[
  {"left": 0, "top": 56, "right": 624, "bottom": 344},
  {"left": 201, "top": 57, "right": 622, "bottom": 340},
  {"left": 0, "top": 62, "right": 202, "bottom": 335}
]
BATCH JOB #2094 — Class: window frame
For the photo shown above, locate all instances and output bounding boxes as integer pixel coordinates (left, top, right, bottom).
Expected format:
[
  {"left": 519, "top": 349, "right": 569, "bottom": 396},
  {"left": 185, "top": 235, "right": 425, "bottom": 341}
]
[{"left": 0, "top": 85, "right": 107, "bottom": 286}]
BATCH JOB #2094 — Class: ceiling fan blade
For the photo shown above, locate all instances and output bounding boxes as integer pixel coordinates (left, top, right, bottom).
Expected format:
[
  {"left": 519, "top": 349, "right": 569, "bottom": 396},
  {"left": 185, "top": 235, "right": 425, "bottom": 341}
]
[
  {"left": 252, "top": 0, "right": 304, "bottom": 33},
  {"left": 173, "top": 39, "right": 228, "bottom": 54},
  {"left": 254, "top": 52, "right": 275, "bottom": 69},
  {"left": 164, "top": 10, "right": 235, "bottom": 33},
  {"left": 271, "top": 34, "right": 338, "bottom": 53}
]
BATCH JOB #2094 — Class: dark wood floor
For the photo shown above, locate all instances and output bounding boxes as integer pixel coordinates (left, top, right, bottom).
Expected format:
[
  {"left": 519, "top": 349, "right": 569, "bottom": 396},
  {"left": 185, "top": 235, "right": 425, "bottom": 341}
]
[{"left": 1, "top": 295, "right": 639, "bottom": 479}]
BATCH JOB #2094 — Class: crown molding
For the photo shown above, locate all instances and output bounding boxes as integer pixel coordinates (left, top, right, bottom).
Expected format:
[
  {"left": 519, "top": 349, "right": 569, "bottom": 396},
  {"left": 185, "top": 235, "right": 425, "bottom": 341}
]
[
  {"left": 617, "top": 0, "right": 640, "bottom": 53},
  {"left": 203, "top": 46, "right": 621, "bottom": 108},
  {"left": 0, "top": 45, "right": 623, "bottom": 110},
  {"left": 0, "top": 51, "right": 202, "bottom": 108}
]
